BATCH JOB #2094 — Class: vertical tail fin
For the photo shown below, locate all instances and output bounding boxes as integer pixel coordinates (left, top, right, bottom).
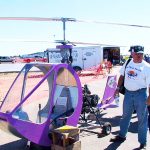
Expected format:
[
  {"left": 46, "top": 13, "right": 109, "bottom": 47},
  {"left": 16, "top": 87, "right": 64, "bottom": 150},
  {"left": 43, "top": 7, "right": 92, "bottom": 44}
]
[{"left": 97, "top": 75, "right": 117, "bottom": 108}]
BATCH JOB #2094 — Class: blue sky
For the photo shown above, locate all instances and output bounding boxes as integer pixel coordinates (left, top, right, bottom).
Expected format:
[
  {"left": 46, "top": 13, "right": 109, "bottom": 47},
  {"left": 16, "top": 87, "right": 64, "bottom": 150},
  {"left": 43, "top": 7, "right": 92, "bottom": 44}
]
[{"left": 0, "top": 0, "right": 150, "bottom": 56}]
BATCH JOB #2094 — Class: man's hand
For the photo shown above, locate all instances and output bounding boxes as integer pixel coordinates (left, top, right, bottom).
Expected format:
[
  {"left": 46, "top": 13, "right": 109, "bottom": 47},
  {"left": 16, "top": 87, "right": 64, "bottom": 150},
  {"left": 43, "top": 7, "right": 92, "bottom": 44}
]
[
  {"left": 114, "top": 87, "right": 120, "bottom": 97},
  {"left": 114, "top": 75, "right": 124, "bottom": 97}
]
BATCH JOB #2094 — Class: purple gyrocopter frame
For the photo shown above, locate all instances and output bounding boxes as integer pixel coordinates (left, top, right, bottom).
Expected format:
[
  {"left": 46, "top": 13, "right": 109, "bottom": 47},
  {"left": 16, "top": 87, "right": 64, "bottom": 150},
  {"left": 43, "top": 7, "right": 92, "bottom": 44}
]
[{"left": 0, "top": 63, "right": 82, "bottom": 146}]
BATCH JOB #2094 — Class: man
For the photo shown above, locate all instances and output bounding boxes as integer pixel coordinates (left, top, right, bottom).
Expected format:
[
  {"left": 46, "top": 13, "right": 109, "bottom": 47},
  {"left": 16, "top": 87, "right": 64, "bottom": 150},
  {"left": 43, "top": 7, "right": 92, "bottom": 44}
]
[{"left": 111, "top": 45, "right": 150, "bottom": 149}]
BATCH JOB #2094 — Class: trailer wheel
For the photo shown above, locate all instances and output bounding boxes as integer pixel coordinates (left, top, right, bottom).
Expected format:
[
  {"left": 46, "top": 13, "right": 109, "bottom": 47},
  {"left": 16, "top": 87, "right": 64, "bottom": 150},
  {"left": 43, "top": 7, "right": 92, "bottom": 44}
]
[
  {"left": 73, "top": 66, "right": 82, "bottom": 75},
  {"left": 102, "top": 122, "right": 112, "bottom": 135}
]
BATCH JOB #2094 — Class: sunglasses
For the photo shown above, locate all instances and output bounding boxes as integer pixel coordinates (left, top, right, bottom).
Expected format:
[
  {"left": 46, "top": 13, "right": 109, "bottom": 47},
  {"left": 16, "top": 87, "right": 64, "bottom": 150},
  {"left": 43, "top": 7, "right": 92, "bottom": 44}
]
[{"left": 134, "top": 53, "right": 143, "bottom": 55}]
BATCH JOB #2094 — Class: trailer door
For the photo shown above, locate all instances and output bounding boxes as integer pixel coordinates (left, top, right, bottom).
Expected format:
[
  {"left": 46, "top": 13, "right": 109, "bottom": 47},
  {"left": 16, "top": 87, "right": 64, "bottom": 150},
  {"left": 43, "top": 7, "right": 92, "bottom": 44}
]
[{"left": 83, "top": 49, "right": 97, "bottom": 69}]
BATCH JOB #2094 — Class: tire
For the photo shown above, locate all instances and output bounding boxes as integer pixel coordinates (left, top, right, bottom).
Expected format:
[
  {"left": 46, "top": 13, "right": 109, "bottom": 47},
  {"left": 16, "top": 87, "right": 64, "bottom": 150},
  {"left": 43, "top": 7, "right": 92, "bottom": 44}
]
[
  {"left": 102, "top": 122, "right": 112, "bottom": 135},
  {"left": 73, "top": 66, "right": 82, "bottom": 75}
]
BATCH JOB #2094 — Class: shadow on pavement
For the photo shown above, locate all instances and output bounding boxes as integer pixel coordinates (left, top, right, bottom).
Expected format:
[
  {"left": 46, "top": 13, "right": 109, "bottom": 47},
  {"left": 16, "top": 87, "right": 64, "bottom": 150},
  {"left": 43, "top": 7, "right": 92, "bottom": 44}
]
[
  {"left": 111, "top": 118, "right": 138, "bottom": 135},
  {"left": 78, "top": 113, "right": 122, "bottom": 136},
  {"left": 0, "top": 139, "right": 27, "bottom": 150},
  {"left": 0, "top": 140, "right": 51, "bottom": 150},
  {"left": 100, "top": 115, "right": 121, "bottom": 127},
  {"left": 104, "top": 119, "right": 138, "bottom": 150},
  {"left": 104, "top": 142, "right": 123, "bottom": 150}
]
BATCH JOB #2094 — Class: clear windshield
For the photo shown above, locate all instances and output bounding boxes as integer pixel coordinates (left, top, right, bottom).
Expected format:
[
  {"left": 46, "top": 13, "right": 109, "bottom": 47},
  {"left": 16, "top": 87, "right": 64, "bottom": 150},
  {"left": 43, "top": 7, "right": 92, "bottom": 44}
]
[
  {"left": 0, "top": 68, "right": 26, "bottom": 113},
  {"left": 11, "top": 64, "right": 54, "bottom": 124},
  {"left": 0, "top": 64, "right": 53, "bottom": 116}
]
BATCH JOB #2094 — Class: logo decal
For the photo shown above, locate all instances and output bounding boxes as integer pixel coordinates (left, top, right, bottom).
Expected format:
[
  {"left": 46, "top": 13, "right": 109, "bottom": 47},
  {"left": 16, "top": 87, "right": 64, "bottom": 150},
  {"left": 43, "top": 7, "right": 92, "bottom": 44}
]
[
  {"left": 127, "top": 70, "right": 137, "bottom": 78},
  {"left": 107, "top": 76, "right": 116, "bottom": 88}
]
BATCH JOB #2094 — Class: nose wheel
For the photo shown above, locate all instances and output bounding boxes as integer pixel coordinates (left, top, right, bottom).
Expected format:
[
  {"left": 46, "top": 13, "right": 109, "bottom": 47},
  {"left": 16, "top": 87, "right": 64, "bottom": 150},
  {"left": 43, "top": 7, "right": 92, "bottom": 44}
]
[{"left": 101, "top": 122, "right": 112, "bottom": 135}]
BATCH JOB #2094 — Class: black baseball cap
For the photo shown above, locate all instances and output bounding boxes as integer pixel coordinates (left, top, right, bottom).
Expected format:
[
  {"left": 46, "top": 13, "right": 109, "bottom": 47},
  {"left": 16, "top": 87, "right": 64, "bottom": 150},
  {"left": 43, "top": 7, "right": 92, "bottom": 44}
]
[{"left": 129, "top": 45, "right": 144, "bottom": 53}]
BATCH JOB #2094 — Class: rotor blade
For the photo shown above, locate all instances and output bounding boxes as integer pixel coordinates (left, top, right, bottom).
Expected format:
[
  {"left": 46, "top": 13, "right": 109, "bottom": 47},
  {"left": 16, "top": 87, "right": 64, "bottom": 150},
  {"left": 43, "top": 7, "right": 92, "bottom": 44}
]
[
  {"left": 75, "top": 19, "right": 150, "bottom": 29},
  {"left": 0, "top": 17, "right": 150, "bottom": 28},
  {"left": 0, "top": 39, "right": 127, "bottom": 47},
  {"left": 69, "top": 41, "right": 127, "bottom": 47},
  {"left": 0, "top": 17, "right": 77, "bottom": 22},
  {"left": 0, "top": 17, "right": 62, "bottom": 22},
  {"left": 0, "top": 39, "right": 54, "bottom": 43}
]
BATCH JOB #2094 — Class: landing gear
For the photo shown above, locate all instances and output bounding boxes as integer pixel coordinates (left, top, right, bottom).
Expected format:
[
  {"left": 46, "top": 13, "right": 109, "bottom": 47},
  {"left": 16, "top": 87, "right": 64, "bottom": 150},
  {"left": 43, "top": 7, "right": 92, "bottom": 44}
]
[
  {"left": 102, "top": 122, "right": 112, "bottom": 135},
  {"left": 80, "top": 84, "right": 112, "bottom": 136}
]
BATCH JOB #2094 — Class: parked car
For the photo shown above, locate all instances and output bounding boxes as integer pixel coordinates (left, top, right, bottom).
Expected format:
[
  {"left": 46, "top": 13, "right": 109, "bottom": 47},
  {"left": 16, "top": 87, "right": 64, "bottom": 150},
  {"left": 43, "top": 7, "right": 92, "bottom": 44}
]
[
  {"left": 21, "top": 56, "right": 48, "bottom": 63},
  {"left": 0, "top": 56, "right": 14, "bottom": 64}
]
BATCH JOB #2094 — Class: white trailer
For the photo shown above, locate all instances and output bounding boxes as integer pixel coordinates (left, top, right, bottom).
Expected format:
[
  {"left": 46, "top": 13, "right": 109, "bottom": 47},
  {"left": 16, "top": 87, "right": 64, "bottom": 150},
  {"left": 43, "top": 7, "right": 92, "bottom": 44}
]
[{"left": 46, "top": 46, "right": 103, "bottom": 71}]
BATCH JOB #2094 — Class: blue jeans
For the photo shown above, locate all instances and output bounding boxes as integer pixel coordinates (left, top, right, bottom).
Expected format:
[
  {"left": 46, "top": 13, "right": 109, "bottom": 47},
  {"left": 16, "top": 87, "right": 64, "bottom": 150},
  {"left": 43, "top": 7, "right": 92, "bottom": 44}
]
[
  {"left": 148, "top": 106, "right": 150, "bottom": 131},
  {"left": 119, "top": 88, "right": 148, "bottom": 144}
]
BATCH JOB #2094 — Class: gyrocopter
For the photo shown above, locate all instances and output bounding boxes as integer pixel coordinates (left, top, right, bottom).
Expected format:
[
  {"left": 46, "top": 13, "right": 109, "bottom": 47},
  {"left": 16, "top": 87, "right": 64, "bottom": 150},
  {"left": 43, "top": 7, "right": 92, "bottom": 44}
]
[
  {"left": 0, "top": 17, "right": 120, "bottom": 148},
  {"left": 0, "top": 42, "right": 115, "bottom": 148},
  {"left": 0, "top": 49, "right": 82, "bottom": 147}
]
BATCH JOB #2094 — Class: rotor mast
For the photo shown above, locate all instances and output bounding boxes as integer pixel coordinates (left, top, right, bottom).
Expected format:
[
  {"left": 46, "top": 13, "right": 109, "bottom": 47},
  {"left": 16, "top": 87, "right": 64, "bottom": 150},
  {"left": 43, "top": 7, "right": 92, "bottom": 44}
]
[{"left": 61, "top": 17, "right": 76, "bottom": 41}]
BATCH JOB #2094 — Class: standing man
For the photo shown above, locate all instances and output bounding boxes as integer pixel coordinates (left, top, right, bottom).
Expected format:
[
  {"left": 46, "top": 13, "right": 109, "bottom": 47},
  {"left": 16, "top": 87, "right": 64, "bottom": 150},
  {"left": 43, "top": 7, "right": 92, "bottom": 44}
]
[{"left": 111, "top": 45, "right": 150, "bottom": 149}]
